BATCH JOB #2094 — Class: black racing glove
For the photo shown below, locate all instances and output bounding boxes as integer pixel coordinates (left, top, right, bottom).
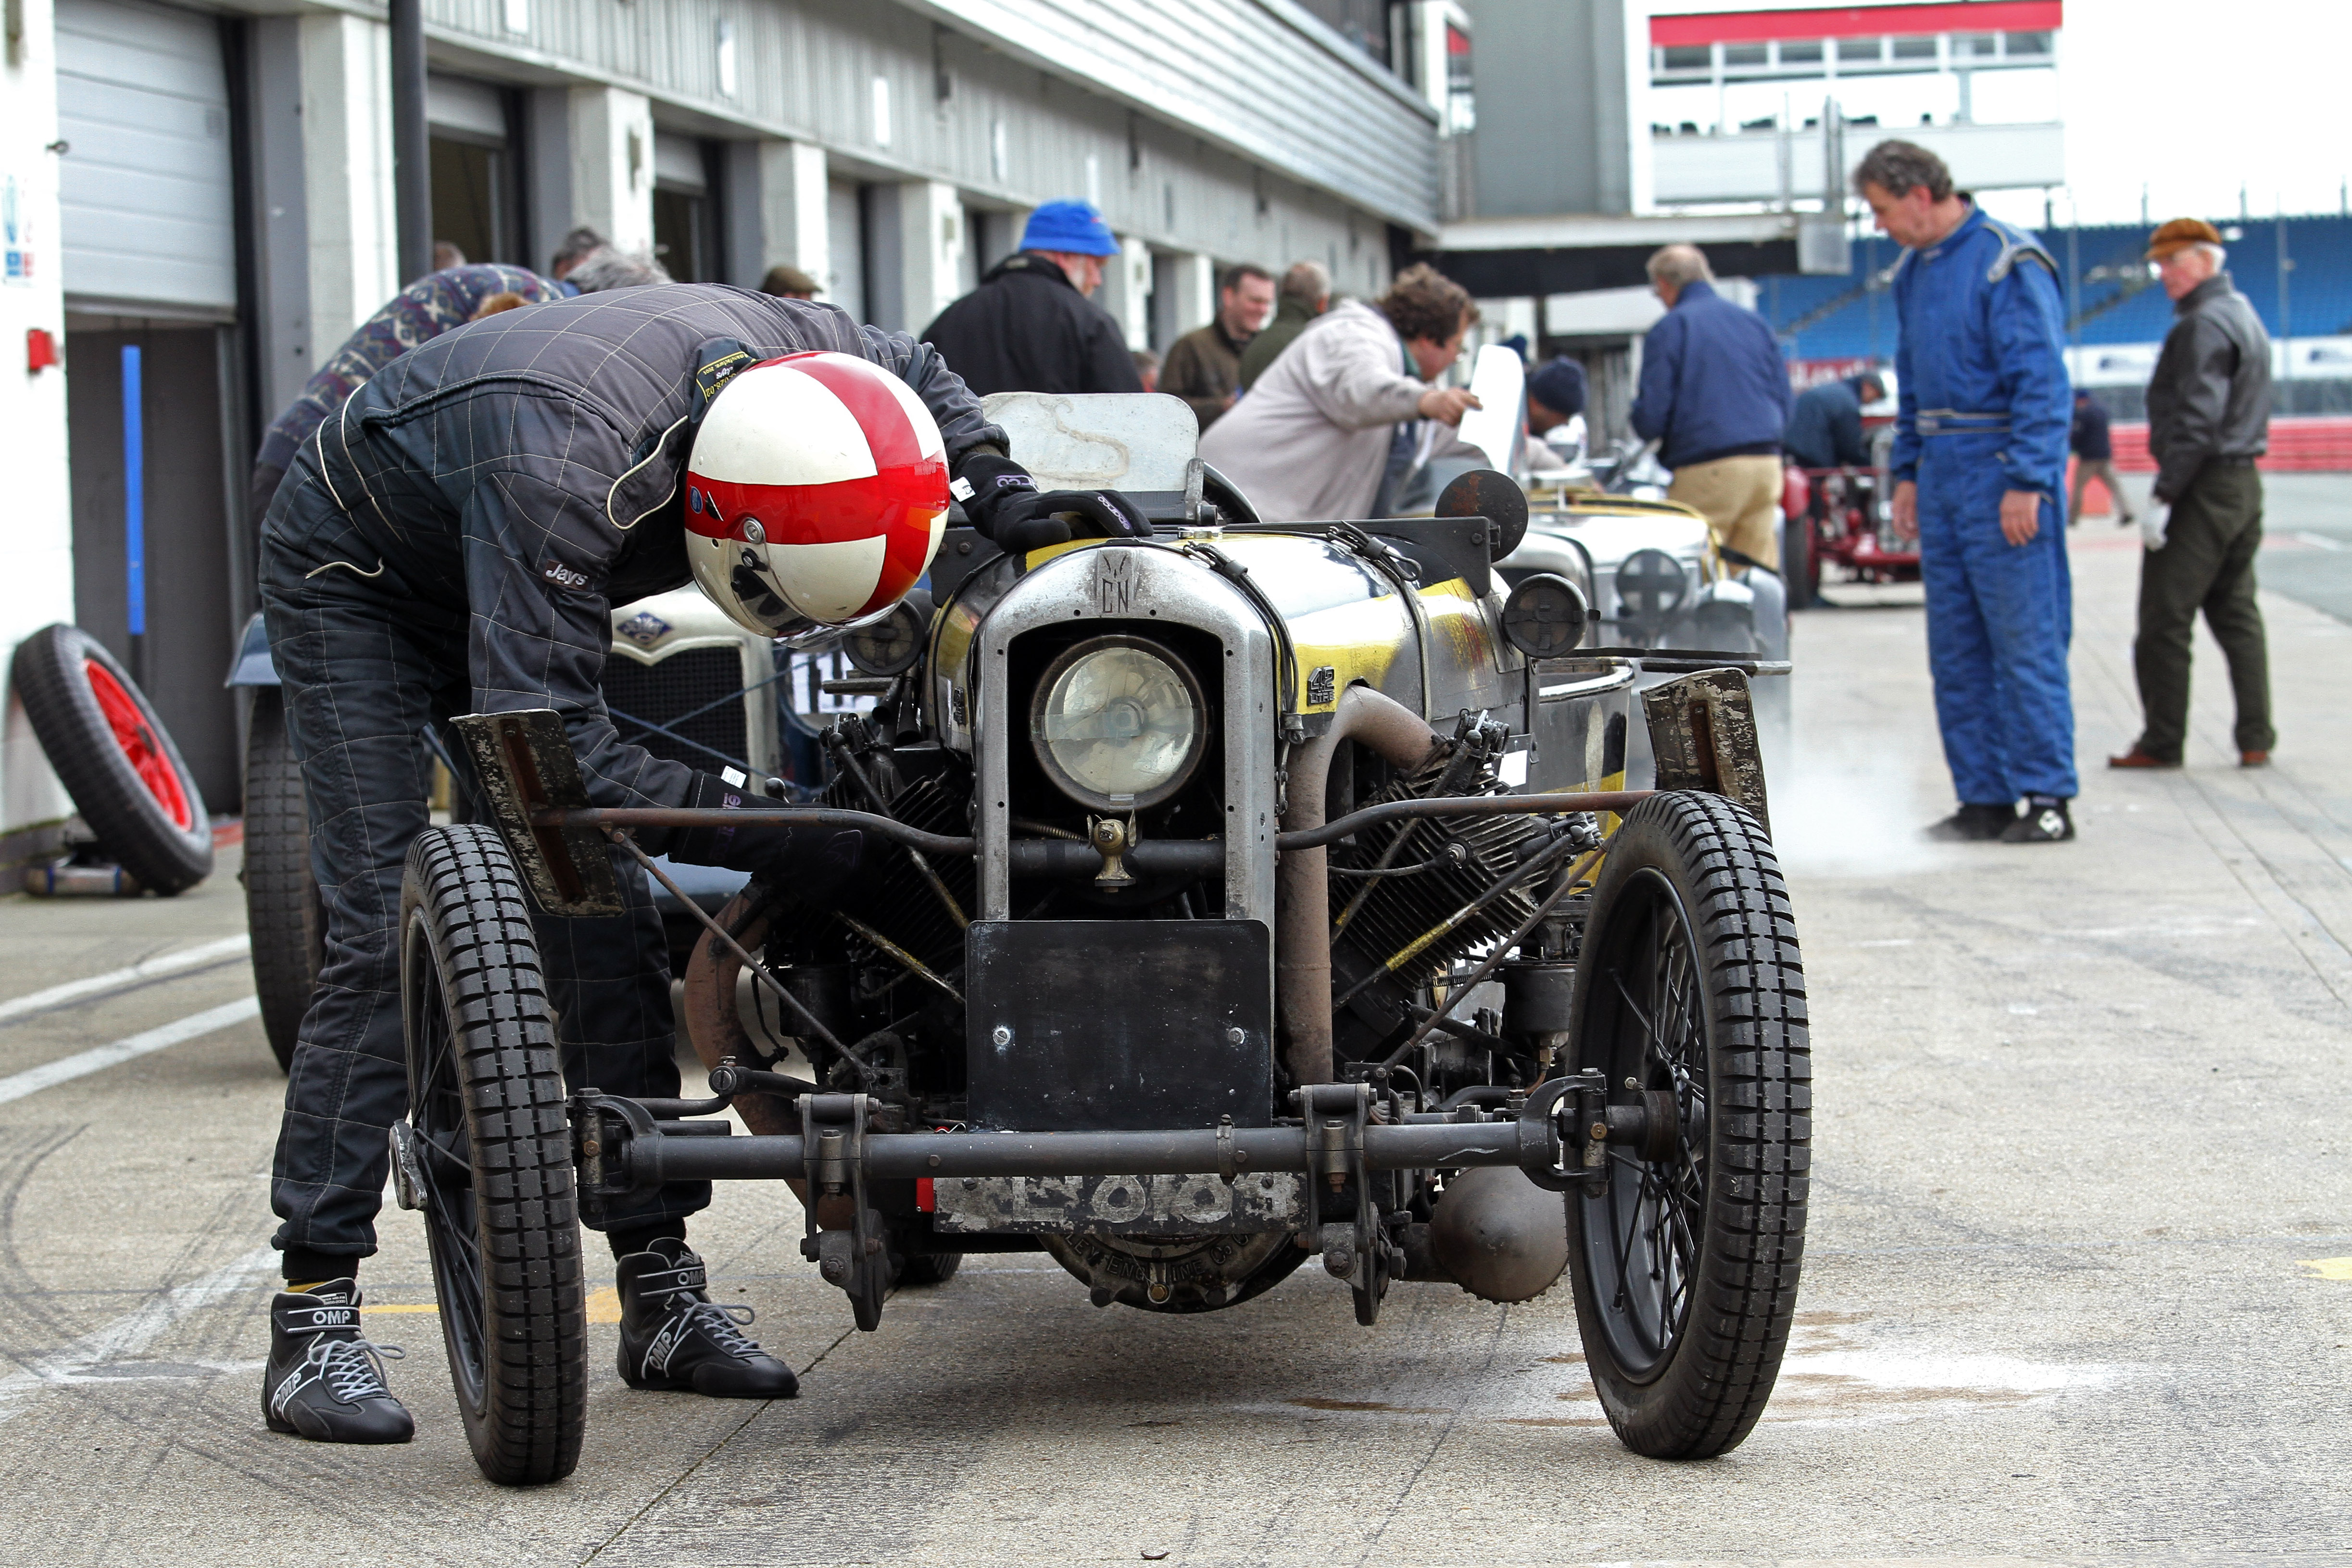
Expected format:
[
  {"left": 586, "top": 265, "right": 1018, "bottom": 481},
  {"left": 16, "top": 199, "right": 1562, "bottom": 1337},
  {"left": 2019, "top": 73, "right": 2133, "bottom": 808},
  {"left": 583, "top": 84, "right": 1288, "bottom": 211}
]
[
  {"left": 664, "top": 773, "right": 865, "bottom": 904},
  {"left": 952, "top": 451, "right": 1154, "bottom": 553}
]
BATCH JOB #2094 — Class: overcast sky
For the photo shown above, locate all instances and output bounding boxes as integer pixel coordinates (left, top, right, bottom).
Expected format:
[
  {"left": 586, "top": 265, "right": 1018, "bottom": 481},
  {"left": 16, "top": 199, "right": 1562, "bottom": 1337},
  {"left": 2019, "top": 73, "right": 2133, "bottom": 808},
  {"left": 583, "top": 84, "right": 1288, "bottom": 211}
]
[{"left": 1646, "top": 0, "right": 2348, "bottom": 226}]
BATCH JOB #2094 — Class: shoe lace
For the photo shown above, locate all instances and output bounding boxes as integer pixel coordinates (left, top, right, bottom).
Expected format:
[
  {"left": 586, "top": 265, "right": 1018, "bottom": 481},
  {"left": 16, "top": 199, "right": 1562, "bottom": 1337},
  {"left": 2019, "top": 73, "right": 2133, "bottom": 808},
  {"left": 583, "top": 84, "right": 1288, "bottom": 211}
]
[
  {"left": 681, "top": 1300, "right": 762, "bottom": 1355},
  {"left": 641, "top": 1264, "right": 762, "bottom": 1356},
  {"left": 302, "top": 1333, "right": 405, "bottom": 1404}
]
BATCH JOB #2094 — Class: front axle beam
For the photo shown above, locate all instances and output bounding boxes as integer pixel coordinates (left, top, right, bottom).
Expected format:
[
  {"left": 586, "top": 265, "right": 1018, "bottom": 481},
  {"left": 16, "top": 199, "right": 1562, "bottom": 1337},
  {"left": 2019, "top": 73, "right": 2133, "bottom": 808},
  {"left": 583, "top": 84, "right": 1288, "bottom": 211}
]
[{"left": 579, "top": 1080, "right": 1669, "bottom": 1196}]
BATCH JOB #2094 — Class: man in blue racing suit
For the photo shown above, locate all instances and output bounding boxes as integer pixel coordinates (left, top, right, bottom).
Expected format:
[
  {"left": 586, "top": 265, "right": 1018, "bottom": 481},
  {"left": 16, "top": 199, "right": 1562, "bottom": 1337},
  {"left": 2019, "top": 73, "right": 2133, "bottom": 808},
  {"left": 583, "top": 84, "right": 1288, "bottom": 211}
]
[{"left": 1860, "top": 140, "right": 2078, "bottom": 843}]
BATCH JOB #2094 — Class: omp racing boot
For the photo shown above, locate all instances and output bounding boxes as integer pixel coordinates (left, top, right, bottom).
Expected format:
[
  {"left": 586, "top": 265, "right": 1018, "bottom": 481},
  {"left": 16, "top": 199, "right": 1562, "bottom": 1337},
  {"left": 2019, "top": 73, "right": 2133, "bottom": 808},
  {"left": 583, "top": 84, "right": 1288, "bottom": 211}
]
[
  {"left": 261, "top": 1281, "right": 414, "bottom": 1443},
  {"left": 1926, "top": 802, "right": 2019, "bottom": 842},
  {"left": 2002, "top": 795, "right": 2076, "bottom": 843},
  {"left": 616, "top": 1238, "right": 800, "bottom": 1399}
]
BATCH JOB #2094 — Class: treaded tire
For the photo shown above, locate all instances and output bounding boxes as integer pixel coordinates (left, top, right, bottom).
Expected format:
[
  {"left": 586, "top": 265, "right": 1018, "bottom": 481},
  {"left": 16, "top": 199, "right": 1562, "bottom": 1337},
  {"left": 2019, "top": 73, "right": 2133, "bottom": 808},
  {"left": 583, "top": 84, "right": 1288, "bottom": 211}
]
[
  {"left": 1784, "top": 510, "right": 1816, "bottom": 611},
  {"left": 1565, "top": 790, "right": 1809, "bottom": 1460},
  {"left": 897, "top": 1252, "right": 962, "bottom": 1287},
  {"left": 9, "top": 623, "right": 212, "bottom": 893},
  {"left": 401, "top": 825, "right": 586, "bottom": 1486},
  {"left": 243, "top": 689, "right": 322, "bottom": 1072}
]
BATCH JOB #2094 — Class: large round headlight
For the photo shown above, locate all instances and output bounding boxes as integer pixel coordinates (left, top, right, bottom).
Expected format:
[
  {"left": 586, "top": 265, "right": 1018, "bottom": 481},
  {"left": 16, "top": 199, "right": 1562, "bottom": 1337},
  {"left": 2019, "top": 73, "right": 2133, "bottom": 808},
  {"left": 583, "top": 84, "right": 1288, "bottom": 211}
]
[
  {"left": 1615, "top": 548, "right": 1689, "bottom": 622},
  {"left": 1030, "top": 636, "right": 1207, "bottom": 811}
]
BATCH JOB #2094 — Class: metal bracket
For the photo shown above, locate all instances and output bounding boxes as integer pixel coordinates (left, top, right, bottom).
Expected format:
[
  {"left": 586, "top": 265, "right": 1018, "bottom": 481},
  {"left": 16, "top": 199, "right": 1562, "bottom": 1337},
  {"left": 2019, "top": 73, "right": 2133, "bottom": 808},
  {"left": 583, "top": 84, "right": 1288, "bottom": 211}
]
[
  {"left": 569, "top": 1089, "right": 662, "bottom": 1225},
  {"left": 1517, "top": 1071, "right": 1609, "bottom": 1196},
  {"left": 387, "top": 1121, "right": 426, "bottom": 1213},
  {"left": 446, "top": 709, "right": 623, "bottom": 916},
  {"left": 1641, "top": 670, "right": 1771, "bottom": 835},
  {"left": 1300, "top": 1082, "right": 1392, "bottom": 1325},
  {"left": 798, "top": 1093, "right": 890, "bottom": 1330}
]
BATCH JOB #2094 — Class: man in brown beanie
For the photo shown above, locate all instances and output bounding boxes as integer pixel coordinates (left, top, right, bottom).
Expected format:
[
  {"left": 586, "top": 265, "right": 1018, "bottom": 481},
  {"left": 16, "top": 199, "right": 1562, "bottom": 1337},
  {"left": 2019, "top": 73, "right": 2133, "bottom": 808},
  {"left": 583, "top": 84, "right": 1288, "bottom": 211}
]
[
  {"left": 2109, "top": 218, "right": 2276, "bottom": 770},
  {"left": 759, "top": 264, "right": 822, "bottom": 299}
]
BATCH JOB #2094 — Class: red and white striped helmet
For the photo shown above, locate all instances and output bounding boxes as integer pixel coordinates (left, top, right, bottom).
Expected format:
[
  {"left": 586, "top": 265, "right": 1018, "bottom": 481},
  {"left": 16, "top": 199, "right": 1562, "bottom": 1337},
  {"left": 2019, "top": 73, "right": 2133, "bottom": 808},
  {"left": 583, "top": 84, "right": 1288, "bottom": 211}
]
[{"left": 682, "top": 351, "right": 950, "bottom": 638}]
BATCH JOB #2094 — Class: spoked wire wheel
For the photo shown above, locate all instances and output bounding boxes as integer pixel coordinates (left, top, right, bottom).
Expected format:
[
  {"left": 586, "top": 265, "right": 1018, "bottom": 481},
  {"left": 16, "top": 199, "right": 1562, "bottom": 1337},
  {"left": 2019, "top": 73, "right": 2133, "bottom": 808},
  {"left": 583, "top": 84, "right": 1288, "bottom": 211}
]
[
  {"left": 1565, "top": 791, "right": 1809, "bottom": 1459},
  {"left": 400, "top": 825, "right": 585, "bottom": 1485}
]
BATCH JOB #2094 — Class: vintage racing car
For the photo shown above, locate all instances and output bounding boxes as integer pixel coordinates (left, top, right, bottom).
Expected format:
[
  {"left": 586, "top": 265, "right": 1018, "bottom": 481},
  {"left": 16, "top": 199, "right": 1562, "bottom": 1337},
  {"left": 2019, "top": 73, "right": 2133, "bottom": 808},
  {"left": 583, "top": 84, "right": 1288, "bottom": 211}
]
[
  {"left": 392, "top": 394, "right": 1811, "bottom": 1485},
  {"left": 1499, "top": 477, "right": 1791, "bottom": 777}
]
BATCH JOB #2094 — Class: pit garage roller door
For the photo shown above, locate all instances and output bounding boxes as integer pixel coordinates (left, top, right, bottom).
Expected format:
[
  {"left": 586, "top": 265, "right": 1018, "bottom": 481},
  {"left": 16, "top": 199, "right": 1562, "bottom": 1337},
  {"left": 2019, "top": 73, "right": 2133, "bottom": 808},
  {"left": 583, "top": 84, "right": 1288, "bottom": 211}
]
[{"left": 54, "top": 0, "right": 237, "bottom": 315}]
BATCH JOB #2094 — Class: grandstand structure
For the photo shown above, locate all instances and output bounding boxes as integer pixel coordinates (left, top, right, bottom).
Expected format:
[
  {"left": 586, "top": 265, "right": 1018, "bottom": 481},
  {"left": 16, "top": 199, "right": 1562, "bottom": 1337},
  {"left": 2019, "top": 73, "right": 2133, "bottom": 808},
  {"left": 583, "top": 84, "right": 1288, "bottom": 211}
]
[
  {"left": 1776, "top": 213, "right": 2352, "bottom": 411},
  {"left": 1448, "top": 0, "right": 2352, "bottom": 468}
]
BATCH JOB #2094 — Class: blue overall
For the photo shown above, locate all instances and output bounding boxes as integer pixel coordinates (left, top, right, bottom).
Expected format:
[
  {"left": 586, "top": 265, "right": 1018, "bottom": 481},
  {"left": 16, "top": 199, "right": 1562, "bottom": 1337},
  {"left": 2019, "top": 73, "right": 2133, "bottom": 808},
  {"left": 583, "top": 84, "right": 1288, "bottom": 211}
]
[{"left": 1891, "top": 206, "right": 2077, "bottom": 805}]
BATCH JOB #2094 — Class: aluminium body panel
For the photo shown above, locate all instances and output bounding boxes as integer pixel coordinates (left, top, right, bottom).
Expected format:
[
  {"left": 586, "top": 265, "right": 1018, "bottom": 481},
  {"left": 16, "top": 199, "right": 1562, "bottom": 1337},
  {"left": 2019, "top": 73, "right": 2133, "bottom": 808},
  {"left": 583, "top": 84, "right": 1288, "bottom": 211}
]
[{"left": 963, "top": 540, "right": 1278, "bottom": 925}]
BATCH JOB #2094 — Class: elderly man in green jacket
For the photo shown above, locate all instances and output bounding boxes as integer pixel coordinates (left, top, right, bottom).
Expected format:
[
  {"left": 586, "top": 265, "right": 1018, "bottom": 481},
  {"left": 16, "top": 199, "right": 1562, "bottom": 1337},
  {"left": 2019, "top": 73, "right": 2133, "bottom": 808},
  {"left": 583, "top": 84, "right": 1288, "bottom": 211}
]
[{"left": 1237, "top": 261, "right": 1332, "bottom": 390}]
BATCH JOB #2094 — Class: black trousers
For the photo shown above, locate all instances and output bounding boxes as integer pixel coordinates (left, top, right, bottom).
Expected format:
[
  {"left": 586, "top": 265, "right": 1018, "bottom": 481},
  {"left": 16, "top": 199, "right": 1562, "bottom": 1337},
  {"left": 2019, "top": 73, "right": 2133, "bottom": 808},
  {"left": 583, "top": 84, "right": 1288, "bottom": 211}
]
[
  {"left": 260, "top": 466, "right": 707, "bottom": 1275},
  {"left": 2132, "top": 462, "right": 2275, "bottom": 761}
]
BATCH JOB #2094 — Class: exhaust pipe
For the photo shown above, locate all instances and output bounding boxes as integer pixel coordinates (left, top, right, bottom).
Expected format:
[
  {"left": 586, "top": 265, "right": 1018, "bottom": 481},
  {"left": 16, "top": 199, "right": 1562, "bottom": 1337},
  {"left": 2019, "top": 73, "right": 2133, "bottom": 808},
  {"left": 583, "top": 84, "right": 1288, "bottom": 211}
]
[
  {"left": 1275, "top": 685, "right": 1440, "bottom": 1086},
  {"left": 680, "top": 890, "right": 795, "bottom": 1136}
]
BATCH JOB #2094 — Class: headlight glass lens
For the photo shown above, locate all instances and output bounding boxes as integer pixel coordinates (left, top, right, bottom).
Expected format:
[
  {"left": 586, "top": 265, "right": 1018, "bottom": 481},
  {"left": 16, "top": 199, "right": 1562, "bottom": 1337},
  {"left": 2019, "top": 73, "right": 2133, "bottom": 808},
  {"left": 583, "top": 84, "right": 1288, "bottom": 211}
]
[{"left": 1033, "top": 640, "right": 1204, "bottom": 808}]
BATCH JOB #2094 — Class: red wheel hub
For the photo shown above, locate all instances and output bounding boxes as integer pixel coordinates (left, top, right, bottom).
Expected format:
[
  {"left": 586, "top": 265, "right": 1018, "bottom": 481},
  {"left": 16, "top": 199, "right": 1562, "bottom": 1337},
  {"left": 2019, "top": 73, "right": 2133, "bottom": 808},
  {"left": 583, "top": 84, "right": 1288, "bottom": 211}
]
[{"left": 84, "top": 659, "right": 192, "bottom": 831}]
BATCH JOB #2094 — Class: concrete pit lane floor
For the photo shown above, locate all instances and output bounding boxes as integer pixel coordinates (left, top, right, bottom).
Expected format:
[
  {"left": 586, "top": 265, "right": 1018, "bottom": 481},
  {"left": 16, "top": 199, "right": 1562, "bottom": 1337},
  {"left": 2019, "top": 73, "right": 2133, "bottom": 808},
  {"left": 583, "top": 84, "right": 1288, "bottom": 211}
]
[{"left": 2, "top": 486, "right": 2350, "bottom": 1566}]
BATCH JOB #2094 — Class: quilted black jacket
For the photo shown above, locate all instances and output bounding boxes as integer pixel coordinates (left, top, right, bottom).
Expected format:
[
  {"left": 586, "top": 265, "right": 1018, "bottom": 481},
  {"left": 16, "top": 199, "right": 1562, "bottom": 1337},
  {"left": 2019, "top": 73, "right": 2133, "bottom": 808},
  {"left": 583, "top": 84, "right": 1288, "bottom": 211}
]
[{"left": 275, "top": 283, "right": 1002, "bottom": 815}]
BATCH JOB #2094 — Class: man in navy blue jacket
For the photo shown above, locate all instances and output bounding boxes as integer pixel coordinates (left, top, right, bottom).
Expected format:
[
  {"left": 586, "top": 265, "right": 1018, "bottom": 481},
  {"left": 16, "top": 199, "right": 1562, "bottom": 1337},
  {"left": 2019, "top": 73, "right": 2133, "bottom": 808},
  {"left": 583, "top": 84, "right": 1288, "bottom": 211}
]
[
  {"left": 1785, "top": 371, "right": 1886, "bottom": 470},
  {"left": 1631, "top": 245, "right": 1793, "bottom": 568}
]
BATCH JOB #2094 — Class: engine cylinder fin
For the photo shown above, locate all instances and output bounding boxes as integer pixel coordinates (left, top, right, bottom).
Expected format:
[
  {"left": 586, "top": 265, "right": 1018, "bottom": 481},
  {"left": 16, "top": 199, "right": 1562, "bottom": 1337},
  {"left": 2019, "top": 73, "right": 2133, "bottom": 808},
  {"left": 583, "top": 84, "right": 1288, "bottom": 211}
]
[
  {"left": 766, "top": 764, "right": 976, "bottom": 975},
  {"left": 1327, "top": 744, "right": 1549, "bottom": 994}
]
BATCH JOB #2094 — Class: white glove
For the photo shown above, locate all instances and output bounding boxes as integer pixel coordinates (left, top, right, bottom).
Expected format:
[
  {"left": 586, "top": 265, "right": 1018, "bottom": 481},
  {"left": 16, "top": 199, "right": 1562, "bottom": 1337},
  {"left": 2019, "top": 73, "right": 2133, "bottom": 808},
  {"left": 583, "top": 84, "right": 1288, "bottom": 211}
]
[{"left": 2141, "top": 501, "right": 2170, "bottom": 552}]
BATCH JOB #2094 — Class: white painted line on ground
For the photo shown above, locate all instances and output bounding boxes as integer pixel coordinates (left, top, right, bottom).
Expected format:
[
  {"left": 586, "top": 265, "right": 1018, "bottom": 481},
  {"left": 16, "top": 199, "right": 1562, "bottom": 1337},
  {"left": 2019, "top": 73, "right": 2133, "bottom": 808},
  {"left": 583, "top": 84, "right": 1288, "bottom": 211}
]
[
  {"left": 0, "top": 996, "right": 262, "bottom": 1107},
  {"left": 0, "top": 934, "right": 251, "bottom": 1027},
  {"left": 0, "top": 1246, "right": 276, "bottom": 1422},
  {"left": 2296, "top": 532, "right": 2344, "bottom": 551}
]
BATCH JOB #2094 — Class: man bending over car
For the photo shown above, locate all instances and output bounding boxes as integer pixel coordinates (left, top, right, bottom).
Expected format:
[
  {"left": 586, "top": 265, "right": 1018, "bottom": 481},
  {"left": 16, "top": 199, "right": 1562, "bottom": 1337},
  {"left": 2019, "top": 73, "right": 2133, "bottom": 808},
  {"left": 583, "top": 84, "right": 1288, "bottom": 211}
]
[{"left": 257, "top": 281, "right": 1153, "bottom": 1443}]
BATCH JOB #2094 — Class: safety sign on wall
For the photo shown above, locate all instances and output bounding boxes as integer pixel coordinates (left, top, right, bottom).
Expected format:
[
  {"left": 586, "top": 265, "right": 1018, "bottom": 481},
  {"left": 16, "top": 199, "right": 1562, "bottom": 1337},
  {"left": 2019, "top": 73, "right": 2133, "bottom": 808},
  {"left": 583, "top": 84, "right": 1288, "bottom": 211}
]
[{"left": 2, "top": 174, "right": 34, "bottom": 285}]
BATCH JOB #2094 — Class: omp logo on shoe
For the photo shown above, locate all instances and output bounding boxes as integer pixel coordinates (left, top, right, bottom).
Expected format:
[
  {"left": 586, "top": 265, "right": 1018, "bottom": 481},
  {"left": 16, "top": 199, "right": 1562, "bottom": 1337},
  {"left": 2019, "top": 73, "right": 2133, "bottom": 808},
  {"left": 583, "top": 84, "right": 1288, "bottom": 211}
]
[
  {"left": 300, "top": 1306, "right": 355, "bottom": 1329},
  {"left": 541, "top": 560, "right": 591, "bottom": 591},
  {"left": 644, "top": 1319, "right": 687, "bottom": 1375}
]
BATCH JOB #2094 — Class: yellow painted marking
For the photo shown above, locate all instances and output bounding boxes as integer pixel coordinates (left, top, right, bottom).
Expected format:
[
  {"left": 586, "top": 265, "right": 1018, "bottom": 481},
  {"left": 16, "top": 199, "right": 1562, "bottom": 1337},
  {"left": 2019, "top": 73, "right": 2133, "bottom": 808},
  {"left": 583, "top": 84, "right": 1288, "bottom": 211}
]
[
  {"left": 2297, "top": 1257, "right": 2352, "bottom": 1280},
  {"left": 359, "top": 1285, "right": 624, "bottom": 1321}
]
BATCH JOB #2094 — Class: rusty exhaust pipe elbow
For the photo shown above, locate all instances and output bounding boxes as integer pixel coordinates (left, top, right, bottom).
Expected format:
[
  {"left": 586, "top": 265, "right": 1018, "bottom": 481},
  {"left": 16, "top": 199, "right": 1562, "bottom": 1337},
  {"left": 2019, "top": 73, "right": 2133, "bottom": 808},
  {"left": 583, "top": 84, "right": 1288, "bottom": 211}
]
[
  {"left": 1275, "top": 686, "right": 1440, "bottom": 1088},
  {"left": 680, "top": 890, "right": 796, "bottom": 1136}
]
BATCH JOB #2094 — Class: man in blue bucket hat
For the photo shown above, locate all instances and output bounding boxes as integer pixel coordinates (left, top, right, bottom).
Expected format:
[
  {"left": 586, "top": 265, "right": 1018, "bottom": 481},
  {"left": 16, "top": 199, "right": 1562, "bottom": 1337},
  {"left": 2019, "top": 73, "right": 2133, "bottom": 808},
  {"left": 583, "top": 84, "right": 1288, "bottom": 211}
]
[{"left": 922, "top": 199, "right": 1144, "bottom": 396}]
